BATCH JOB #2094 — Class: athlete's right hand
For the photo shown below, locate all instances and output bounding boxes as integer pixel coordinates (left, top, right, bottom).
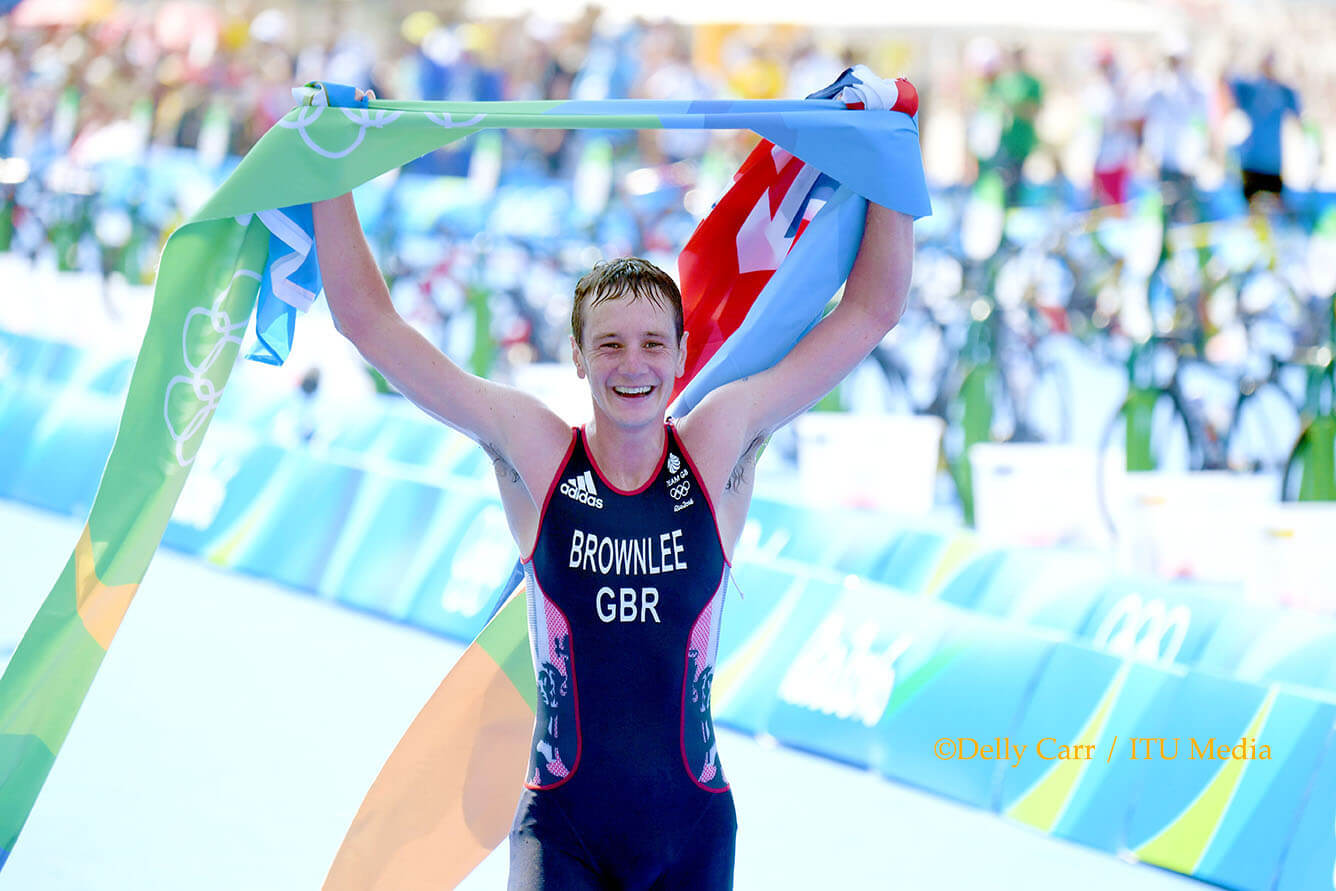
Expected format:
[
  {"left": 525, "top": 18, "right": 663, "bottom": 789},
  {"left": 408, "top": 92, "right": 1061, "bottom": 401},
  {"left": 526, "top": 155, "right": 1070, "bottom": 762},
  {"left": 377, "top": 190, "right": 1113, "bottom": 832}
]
[{"left": 354, "top": 88, "right": 376, "bottom": 102}]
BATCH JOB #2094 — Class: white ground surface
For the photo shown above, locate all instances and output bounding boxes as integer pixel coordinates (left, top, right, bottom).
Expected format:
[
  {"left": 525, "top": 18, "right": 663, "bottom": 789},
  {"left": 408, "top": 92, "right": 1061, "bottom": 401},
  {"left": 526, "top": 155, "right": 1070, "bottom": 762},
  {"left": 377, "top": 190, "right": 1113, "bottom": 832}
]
[{"left": 0, "top": 499, "right": 1204, "bottom": 890}]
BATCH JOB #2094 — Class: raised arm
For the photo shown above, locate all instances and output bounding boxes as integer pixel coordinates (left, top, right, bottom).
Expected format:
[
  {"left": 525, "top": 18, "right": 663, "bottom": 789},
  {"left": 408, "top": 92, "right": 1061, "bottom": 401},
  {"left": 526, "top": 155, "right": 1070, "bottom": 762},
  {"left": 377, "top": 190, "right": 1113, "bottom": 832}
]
[
  {"left": 684, "top": 199, "right": 914, "bottom": 457},
  {"left": 312, "top": 193, "right": 570, "bottom": 500}
]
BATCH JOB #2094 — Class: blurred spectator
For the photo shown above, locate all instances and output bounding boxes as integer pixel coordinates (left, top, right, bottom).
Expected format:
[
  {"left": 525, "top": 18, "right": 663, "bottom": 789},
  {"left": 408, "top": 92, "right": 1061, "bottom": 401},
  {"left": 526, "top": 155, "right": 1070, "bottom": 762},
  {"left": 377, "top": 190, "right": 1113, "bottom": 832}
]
[
  {"left": 1143, "top": 44, "right": 1209, "bottom": 221},
  {"left": 1087, "top": 47, "right": 1143, "bottom": 208},
  {"left": 2, "top": 1, "right": 1335, "bottom": 231},
  {"left": 407, "top": 22, "right": 504, "bottom": 177},
  {"left": 1228, "top": 50, "right": 1300, "bottom": 209},
  {"left": 986, "top": 46, "right": 1044, "bottom": 203},
  {"left": 636, "top": 23, "right": 713, "bottom": 165}
]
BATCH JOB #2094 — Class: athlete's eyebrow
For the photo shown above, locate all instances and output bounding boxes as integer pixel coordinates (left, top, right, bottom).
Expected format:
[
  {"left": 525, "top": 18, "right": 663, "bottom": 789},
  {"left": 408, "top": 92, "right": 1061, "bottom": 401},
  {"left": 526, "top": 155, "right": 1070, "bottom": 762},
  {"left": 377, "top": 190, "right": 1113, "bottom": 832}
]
[{"left": 591, "top": 328, "right": 671, "bottom": 341}]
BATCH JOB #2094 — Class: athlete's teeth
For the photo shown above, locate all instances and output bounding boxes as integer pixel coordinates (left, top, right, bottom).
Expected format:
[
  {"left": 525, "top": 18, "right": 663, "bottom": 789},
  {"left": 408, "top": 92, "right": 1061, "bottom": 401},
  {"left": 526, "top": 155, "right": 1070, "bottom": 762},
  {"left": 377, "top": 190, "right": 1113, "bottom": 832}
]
[{"left": 615, "top": 386, "right": 651, "bottom": 395}]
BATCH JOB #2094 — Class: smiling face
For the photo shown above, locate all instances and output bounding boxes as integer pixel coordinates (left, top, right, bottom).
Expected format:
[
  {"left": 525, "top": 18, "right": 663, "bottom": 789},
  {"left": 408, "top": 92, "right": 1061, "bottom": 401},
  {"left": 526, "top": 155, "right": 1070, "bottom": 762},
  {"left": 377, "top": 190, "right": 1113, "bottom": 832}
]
[{"left": 572, "top": 292, "right": 688, "bottom": 432}]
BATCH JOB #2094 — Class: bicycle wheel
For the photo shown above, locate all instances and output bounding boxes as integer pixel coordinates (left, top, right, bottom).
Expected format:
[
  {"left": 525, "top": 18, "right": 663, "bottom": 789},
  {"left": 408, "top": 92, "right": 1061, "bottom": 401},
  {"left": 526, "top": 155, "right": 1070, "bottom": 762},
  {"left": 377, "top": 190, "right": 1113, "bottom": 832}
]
[
  {"left": 1102, "top": 387, "right": 1201, "bottom": 473},
  {"left": 1008, "top": 355, "right": 1073, "bottom": 444},
  {"left": 1228, "top": 382, "right": 1302, "bottom": 473}
]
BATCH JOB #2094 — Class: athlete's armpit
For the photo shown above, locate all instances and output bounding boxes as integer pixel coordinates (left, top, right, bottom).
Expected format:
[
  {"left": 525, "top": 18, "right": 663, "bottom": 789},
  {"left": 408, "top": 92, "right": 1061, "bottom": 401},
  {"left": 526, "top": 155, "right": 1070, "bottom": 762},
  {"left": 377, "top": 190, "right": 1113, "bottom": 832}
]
[
  {"left": 483, "top": 440, "right": 522, "bottom": 485},
  {"left": 725, "top": 434, "right": 767, "bottom": 492}
]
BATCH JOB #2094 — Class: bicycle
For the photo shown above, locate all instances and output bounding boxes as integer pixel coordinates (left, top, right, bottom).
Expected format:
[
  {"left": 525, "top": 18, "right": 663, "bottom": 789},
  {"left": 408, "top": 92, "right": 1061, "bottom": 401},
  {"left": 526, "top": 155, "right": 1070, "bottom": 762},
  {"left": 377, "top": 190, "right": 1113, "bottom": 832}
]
[{"left": 1280, "top": 306, "right": 1336, "bottom": 502}]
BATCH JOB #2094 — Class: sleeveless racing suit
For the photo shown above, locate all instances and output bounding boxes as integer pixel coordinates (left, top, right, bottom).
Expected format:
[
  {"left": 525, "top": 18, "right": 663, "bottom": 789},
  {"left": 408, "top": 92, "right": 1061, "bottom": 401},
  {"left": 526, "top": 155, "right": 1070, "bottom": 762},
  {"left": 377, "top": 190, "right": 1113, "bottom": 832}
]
[{"left": 508, "top": 423, "right": 735, "bottom": 890}]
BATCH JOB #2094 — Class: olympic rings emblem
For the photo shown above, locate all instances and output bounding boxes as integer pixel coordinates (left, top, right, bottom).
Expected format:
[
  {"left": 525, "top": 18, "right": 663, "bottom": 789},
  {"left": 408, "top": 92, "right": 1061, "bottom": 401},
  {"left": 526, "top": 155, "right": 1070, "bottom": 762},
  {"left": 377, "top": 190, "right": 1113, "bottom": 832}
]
[
  {"left": 425, "top": 111, "right": 486, "bottom": 129},
  {"left": 278, "top": 104, "right": 404, "bottom": 159},
  {"left": 164, "top": 269, "right": 260, "bottom": 467},
  {"left": 670, "top": 481, "right": 691, "bottom": 501},
  {"left": 1091, "top": 593, "right": 1190, "bottom": 664}
]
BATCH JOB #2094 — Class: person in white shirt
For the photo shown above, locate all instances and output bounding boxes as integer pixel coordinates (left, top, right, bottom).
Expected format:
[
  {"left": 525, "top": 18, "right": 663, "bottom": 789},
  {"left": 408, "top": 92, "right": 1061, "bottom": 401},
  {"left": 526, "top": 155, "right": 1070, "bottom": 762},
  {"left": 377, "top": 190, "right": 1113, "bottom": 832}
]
[{"left": 1142, "top": 47, "right": 1208, "bottom": 221}]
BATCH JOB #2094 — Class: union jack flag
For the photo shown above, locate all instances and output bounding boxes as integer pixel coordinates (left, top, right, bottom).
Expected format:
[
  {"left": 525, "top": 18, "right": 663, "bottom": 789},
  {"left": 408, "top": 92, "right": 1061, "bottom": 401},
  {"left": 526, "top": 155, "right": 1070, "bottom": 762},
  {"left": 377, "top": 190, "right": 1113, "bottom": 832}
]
[{"left": 670, "top": 72, "right": 921, "bottom": 416}]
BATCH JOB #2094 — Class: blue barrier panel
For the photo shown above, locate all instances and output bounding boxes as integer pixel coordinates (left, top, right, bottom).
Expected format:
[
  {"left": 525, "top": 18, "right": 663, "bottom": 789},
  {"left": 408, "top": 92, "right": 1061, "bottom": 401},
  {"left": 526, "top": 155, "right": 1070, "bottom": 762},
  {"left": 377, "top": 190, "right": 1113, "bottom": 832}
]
[
  {"left": 77, "top": 354, "right": 133, "bottom": 397},
  {"left": 319, "top": 475, "right": 454, "bottom": 614},
  {"left": 0, "top": 332, "right": 129, "bottom": 395},
  {"left": 932, "top": 549, "right": 1006, "bottom": 609},
  {"left": 1126, "top": 678, "right": 1336, "bottom": 890},
  {"left": 1193, "top": 600, "right": 1290, "bottom": 673},
  {"left": 312, "top": 397, "right": 453, "bottom": 470},
  {"left": 1000, "top": 642, "right": 1129, "bottom": 836},
  {"left": 717, "top": 562, "right": 805, "bottom": 659},
  {"left": 0, "top": 332, "right": 83, "bottom": 384},
  {"left": 403, "top": 494, "right": 521, "bottom": 640},
  {"left": 26, "top": 342, "right": 133, "bottom": 397},
  {"left": 869, "top": 609, "right": 1056, "bottom": 807},
  {"left": 822, "top": 509, "right": 913, "bottom": 578},
  {"left": 1075, "top": 577, "right": 1233, "bottom": 667},
  {"left": 321, "top": 401, "right": 389, "bottom": 455},
  {"left": 1004, "top": 653, "right": 1186, "bottom": 852},
  {"left": 378, "top": 412, "right": 453, "bottom": 467},
  {"left": 1201, "top": 611, "right": 1336, "bottom": 696},
  {"left": 1190, "top": 689, "right": 1336, "bottom": 890},
  {"left": 864, "top": 528, "right": 985, "bottom": 595},
  {"left": 763, "top": 579, "right": 962, "bottom": 770},
  {"left": 227, "top": 455, "right": 365, "bottom": 591},
  {"left": 712, "top": 571, "right": 839, "bottom": 735},
  {"left": 739, "top": 498, "right": 907, "bottom": 578},
  {"left": 940, "top": 548, "right": 1113, "bottom": 636},
  {"left": 0, "top": 384, "right": 48, "bottom": 499},
  {"left": 7, "top": 386, "right": 119, "bottom": 516},
  {"left": 864, "top": 529, "right": 953, "bottom": 592},
  {"left": 53, "top": 347, "right": 128, "bottom": 396},
  {"left": 162, "top": 436, "right": 281, "bottom": 555},
  {"left": 0, "top": 330, "right": 22, "bottom": 373},
  {"left": 711, "top": 563, "right": 808, "bottom": 734},
  {"left": 209, "top": 365, "right": 299, "bottom": 430},
  {"left": 449, "top": 446, "right": 490, "bottom": 480},
  {"left": 1275, "top": 723, "right": 1336, "bottom": 891}
]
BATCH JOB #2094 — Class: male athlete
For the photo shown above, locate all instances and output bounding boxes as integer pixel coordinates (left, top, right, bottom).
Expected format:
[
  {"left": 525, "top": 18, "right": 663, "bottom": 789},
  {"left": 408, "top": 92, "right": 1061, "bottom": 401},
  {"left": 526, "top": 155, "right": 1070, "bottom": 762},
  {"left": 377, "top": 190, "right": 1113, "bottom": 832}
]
[{"left": 313, "top": 79, "right": 914, "bottom": 891}]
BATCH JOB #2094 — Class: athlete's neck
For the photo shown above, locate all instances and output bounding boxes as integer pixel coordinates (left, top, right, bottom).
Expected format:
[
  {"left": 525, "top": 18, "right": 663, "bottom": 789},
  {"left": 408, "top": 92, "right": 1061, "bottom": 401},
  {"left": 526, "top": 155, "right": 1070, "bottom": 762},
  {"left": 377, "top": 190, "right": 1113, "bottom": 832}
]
[{"left": 583, "top": 417, "right": 667, "bottom": 492}]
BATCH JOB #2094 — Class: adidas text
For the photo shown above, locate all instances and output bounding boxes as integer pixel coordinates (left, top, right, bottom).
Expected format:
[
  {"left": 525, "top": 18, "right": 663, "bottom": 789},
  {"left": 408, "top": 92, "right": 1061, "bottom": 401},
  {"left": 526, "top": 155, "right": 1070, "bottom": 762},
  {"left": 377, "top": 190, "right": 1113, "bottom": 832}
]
[{"left": 560, "top": 471, "right": 604, "bottom": 509}]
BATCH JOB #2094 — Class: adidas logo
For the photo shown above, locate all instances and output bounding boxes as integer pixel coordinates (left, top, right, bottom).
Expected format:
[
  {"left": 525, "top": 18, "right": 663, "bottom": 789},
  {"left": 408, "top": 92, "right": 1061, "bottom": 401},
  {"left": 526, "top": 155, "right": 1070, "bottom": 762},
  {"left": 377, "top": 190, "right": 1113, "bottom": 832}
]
[
  {"left": 667, "top": 453, "right": 682, "bottom": 474},
  {"left": 560, "top": 470, "right": 604, "bottom": 509}
]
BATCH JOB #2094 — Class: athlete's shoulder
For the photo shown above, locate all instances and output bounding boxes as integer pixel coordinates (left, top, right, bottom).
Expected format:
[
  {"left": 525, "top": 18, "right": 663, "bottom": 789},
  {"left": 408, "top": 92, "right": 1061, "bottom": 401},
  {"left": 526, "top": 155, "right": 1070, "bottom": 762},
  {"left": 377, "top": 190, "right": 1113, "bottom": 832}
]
[
  {"left": 675, "top": 384, "right": 763, "bottom": 463},
  {"left": 498, "top": 405, "right": 577, "bottom": 504},
  {"left": 672, "top": 410, "right": 749, "bottom": 496}
]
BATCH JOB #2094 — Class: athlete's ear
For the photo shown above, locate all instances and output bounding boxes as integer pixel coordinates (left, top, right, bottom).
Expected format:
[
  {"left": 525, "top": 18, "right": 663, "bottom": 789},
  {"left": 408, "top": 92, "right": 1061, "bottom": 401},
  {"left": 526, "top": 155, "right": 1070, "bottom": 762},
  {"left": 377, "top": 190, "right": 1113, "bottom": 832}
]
[
  {"left": 674, "top": 331, "right": 689, "bottom": 379},
  {"left": 570, "top": 335, "right": 586, "bottom": 379}
]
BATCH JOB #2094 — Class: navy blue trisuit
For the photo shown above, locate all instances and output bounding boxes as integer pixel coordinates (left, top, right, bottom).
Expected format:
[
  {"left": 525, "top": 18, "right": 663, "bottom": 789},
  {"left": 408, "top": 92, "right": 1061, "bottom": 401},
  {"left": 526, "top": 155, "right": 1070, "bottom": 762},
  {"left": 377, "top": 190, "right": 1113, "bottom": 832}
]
[{"left": 509, "top": 423, "right": 736, "bottom": 890}]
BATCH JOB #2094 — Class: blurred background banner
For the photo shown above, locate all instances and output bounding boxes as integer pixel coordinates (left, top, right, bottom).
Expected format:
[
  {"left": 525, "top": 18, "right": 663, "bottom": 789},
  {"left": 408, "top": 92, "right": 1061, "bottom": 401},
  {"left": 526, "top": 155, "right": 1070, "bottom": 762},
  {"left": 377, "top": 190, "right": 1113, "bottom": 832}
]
[{"left": 2, "top": 0, "right": 1335, "bottom": 887}]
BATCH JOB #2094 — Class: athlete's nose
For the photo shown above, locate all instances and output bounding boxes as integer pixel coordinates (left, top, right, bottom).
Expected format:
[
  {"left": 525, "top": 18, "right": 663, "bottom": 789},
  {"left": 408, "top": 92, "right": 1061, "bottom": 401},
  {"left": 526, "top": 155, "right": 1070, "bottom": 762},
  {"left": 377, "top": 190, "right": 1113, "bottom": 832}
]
[{"left": 618, "top": 345, "right": 649, "bottom": 375}]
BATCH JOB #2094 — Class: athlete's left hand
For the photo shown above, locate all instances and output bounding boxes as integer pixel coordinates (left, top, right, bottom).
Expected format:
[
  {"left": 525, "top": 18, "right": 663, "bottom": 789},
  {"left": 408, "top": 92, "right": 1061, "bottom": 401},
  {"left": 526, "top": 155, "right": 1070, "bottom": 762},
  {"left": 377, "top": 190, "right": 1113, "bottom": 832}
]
[{"left": 808, "top": 65, "right": 918, "bottom": 117}]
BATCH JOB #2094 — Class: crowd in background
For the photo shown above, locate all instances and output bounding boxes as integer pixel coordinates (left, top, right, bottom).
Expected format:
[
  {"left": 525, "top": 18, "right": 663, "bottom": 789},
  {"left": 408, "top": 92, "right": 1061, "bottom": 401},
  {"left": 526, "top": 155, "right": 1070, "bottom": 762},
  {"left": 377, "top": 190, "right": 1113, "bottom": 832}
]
[
  {"left": 2, "top": 0, "right": 1335, "bottom": 207},
  {"left": 2, "top": 0, "right": 1334, "bottom": 508}
]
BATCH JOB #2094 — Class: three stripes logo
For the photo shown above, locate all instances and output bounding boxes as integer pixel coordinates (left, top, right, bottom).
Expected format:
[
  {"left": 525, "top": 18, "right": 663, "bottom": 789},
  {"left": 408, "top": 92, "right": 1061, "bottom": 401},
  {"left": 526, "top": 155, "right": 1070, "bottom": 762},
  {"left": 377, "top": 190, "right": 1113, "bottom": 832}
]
[{"left": 560, "top": 470, "right": 604, "bottom": 509}]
